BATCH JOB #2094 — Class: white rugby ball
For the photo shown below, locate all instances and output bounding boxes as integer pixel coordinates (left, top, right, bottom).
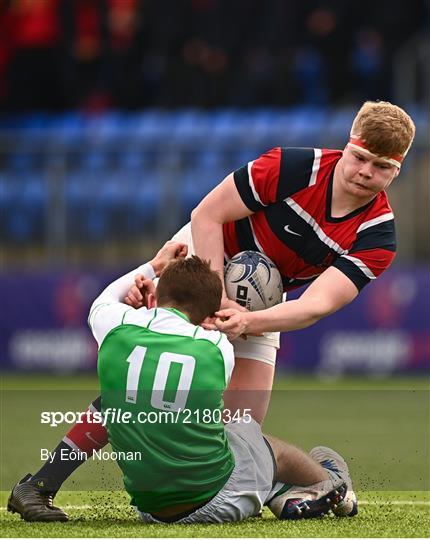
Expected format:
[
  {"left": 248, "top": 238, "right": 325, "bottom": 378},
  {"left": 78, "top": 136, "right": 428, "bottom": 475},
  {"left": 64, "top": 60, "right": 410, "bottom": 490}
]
[{"left": 224, "top": 251, "right": 283, "bottom": 311}]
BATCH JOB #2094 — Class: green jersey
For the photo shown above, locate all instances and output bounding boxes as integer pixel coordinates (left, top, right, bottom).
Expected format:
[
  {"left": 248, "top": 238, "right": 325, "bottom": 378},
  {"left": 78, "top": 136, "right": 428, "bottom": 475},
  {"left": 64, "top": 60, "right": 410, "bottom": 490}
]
[{"left": 89, "top": 301, "right": 235, "bottom": 513}]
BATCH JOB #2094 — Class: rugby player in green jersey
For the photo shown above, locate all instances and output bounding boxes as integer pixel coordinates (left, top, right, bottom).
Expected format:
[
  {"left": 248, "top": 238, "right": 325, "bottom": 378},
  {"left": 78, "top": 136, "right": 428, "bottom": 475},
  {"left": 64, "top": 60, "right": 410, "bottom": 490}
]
[{"left": 9, "top": 241, "right": 351, "bottom": 523}]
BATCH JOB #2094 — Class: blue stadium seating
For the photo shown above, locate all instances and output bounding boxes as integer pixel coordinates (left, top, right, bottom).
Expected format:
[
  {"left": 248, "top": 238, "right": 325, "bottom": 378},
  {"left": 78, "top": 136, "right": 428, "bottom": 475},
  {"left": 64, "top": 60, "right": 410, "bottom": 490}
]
[
  {"left": 178, "top": 166, "right": 221, "bottom": 219},
  {"left": 1, "top": 172, "right": 47, "bottom": 242},
  {"left": 170, "top": 109, "right": 213, "bottom": 146},
  {"left": 0, "top": 106, "right": 425, "bottom": 244},
  {"left": 118, "top": 149, "right": 154, "bottom": 172},
  {"left": 134, "top": 110, "right": 172, "bottom": 144},
  {"left": 79, "top": 151, "right": 111, "bottom": 172}
]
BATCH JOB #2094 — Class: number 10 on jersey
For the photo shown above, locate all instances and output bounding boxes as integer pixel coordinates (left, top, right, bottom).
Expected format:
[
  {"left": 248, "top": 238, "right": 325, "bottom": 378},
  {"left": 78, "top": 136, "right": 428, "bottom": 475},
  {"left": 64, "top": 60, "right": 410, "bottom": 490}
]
[{"left": 125, "top": 345, "right": 196, "bottom": 412}]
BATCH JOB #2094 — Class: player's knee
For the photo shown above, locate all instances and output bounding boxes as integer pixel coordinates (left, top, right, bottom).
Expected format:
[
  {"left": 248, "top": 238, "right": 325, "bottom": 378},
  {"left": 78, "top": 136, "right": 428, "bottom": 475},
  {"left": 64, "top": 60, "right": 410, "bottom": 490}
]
[{"left": 263, "top": 435, "right": 287, "bottom": 470}]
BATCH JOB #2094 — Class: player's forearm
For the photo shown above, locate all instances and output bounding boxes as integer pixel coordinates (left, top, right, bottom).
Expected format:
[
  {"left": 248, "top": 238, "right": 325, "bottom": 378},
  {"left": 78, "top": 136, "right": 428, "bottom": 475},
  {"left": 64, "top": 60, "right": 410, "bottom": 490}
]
[
  {"left": 93, "top": 263, "right": 156, "bottom": 305},
  {"left": 246, "top": 297, "right": 332, "bottom": 333},
  {"left": 245, "top": 267, "right": 358, "bottom": 334},
  {"left": 191, "top": 210, "right": 226, "bottom": 292}
]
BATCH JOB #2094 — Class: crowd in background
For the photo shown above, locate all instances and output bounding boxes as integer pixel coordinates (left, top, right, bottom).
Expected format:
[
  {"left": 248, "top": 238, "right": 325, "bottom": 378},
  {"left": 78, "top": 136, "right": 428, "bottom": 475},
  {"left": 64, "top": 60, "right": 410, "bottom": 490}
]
[{"left": 0, "top": 0, "right": 429, "bottom": 112}]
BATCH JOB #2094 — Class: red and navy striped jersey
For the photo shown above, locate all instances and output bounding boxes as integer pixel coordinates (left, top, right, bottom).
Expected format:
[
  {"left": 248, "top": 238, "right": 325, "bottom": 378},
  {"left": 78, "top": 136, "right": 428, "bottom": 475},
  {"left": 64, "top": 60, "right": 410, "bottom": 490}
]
[{"left": 222, "top": 147, "right": 396, "bottom": 292}]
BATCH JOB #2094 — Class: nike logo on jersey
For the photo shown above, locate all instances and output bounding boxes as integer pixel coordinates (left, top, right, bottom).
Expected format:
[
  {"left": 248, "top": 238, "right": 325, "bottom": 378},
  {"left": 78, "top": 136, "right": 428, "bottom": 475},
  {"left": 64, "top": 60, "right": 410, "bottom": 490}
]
[{"left": 284, "top": 225, "right": 302, "bottom": 236}]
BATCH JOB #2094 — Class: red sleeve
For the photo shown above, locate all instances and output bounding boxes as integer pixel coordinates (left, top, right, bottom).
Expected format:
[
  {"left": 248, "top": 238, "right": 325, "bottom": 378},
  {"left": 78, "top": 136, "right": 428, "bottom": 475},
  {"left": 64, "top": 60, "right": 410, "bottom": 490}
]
[
  {"left": 249, "top": 148, "right": 282, "bottom": 205},
  {"left": 233, "top": 148, "right": 281, "bottom": 211}
]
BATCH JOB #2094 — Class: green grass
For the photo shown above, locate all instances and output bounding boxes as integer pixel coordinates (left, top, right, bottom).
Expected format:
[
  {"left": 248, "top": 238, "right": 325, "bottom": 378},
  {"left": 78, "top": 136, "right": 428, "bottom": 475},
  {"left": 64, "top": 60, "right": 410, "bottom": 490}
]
[
  {"left": 1, "top": 490, "right": 429, "bottom": 537},
  {"left": 1, "top": 374, "right": 429, "bottom": 537}
]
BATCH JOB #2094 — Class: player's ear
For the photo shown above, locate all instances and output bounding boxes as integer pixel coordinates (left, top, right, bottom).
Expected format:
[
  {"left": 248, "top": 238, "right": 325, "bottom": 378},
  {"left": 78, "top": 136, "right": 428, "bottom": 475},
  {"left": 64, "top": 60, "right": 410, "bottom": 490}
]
[
  {"left": 147, "top": 293, "right": 157, "bottom": 309},
  {"left": 201, "top": 315, "right": 216, "bottom": 326}
]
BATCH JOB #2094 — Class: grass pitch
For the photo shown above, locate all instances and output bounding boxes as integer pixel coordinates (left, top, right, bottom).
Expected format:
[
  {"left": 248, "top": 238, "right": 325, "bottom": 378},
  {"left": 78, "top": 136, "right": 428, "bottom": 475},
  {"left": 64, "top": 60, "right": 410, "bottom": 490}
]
[
  {"left": 1, "top": 490, "right": 429, "bottom": 537},
  {"left": 1, "top": 374, "right": 429, "bottom": 537}
]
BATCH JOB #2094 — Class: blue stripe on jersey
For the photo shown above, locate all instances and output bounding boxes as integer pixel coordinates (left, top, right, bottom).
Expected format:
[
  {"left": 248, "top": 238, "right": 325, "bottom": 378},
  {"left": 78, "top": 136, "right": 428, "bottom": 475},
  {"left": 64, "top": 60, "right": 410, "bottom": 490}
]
[
  {"left": 351, "top": 220, "right": 396, "bottom": 253},
  {"left": 278, "top": 148, "right": 316, "bottom": 199},
  {"left": 234, "top": 218, "right": 260, "bottom": 252},
  {"left": 233, "top": 166, "right": 263, "bottom": 212},
  {"left": 332, "top": 257, "right": 370, "bottom": 291},
  {"left": 265, "top": 201, "right": 339, "bottom": 269}
]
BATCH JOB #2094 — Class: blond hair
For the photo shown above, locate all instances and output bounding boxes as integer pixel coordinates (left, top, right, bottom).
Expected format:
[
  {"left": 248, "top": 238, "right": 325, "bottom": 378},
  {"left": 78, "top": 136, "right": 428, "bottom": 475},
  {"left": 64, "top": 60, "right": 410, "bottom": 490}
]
[{"left": 350, "top": 101, "right": 415, "bottom": 159}]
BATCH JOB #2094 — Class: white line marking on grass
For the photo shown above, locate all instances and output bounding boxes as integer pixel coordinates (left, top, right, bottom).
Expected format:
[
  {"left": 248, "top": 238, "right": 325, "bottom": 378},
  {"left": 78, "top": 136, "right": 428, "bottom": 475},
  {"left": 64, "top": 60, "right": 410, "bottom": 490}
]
[
  {"left": 2, "top": 501, "right": 429, "bottom": 511},
  {"left": 361, "top": 500, "right": 430, "bottom": 505}
]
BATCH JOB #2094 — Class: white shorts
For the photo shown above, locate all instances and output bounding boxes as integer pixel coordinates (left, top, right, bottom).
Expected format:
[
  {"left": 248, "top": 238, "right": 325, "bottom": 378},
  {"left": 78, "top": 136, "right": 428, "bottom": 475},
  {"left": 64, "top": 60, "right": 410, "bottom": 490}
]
[
  {"left": 171, "top": 222, "right": 280, "bottom": 366},
  {"left": 135, "top": 418, "right": 278, "bottom": 524}
]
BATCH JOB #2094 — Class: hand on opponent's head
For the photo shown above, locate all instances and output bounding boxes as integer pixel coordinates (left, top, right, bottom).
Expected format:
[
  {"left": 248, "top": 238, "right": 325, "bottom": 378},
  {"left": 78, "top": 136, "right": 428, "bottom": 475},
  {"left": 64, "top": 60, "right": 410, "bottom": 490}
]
[
  {"left": 201, "top": 297, "right": 247, "bottom": 332},
  {"left": 214, "top": 309, "right": 250, "bottom": 341},
  {"left": 124, "top": 276, "right": 154, "bottom": 309},
  {"left": 150, "top": 241, "right": 188, "bottom": 276},
  {"left": 201, "top": 302, "right": 261, "bottom": 341},
  {"left": 124, "top": 240, "right": 187, "bottom": 309}
]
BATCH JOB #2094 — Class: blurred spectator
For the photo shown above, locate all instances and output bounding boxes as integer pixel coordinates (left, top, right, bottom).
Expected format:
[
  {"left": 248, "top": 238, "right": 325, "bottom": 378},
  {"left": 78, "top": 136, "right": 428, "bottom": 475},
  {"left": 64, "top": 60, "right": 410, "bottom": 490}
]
[
  {"left": 107, "top": 0, "right": 144, "bottom": 108},
  {"left": 292, "top": 46, "right": 328, "bottom": 105},
  {"left": 5, "top": 0, "right": 64, "bottom": 111},
  {"left": 231, "top": 46, "right": 275, "bottom": 106},
  {"left": 350, "top": 27, "right": 386, "bottom": 102},
  {"left": 62, "top": 0, "right": 111, "bottom": 111},
  {"left": 0, "top": 1, "right": 12, "bottom": 107},
  {"left": 0, "top": 0, "right": 428, "bottom": 111}
]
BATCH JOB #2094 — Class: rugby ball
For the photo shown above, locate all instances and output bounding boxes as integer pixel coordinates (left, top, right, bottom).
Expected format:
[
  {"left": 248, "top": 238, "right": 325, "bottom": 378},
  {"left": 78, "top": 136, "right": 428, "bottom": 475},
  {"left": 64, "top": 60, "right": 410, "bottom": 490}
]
[{"left": 224, "top": 251, "right": 283, "bottom": 311}]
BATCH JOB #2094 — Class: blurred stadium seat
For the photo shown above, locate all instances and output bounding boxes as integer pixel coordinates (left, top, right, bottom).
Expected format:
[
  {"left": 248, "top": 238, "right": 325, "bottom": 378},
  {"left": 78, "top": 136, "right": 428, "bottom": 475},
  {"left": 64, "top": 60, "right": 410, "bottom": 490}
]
[
  {"left": 0, "top": 106, "right": 428, "bottom": 251},
  {"left": 2, "top": 172, "right": 47, "bottom": 242},
  {"left": 78, "top": 150, "right": 111, "bottom": 172},
  {"left": 170, "top": 109, "right": 212, "bottom": 146},
  {"left": 118, "top": 149, "right": 153, "bottom": 172},
  {"left": 134, "top": 110, "right": 172, "bottom": 145}
]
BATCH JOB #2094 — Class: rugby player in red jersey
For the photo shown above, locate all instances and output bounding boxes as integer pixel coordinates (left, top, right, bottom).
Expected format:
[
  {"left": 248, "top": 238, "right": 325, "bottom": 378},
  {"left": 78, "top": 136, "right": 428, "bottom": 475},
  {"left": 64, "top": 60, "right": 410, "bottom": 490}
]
[{"left": 184, "top": 100, "right": 416, "bottom": 421}]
